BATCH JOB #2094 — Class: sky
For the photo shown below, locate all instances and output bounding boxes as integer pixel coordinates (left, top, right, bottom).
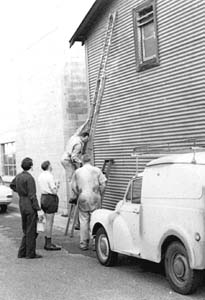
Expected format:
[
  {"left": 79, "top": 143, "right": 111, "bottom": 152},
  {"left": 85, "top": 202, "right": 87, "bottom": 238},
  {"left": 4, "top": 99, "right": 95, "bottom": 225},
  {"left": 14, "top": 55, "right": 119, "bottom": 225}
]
[
  {"left": 0, "top": 0, "right": 95, "bottom": 63},
  {"left": 0, "top": 0, "right": 95, "bottom": 133}
]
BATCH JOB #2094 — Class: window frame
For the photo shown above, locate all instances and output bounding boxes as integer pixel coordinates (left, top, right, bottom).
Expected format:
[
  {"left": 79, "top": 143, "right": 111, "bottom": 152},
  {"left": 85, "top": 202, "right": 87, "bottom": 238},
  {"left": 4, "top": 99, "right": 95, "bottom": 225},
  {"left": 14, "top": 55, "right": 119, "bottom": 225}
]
[
  {"left": 133, "top": 0, "right": 159, "bottom": 71},
  {"left": 125, "top": 177, "right": 142, "bottom": 204},
  {"left": 1, "top": 142, "right": 16, "bottom": 177}
]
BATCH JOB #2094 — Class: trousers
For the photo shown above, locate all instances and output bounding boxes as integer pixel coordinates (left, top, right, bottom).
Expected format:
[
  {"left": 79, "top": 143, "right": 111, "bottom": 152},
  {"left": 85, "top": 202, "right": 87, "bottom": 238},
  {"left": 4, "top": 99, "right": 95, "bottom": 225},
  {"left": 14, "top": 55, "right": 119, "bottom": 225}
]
[
  {"left": 79, "top": 210, "right": 92, "bottom": 248},
  {"left": 18, "top": 207, "right": 38, "bottom": 258}
]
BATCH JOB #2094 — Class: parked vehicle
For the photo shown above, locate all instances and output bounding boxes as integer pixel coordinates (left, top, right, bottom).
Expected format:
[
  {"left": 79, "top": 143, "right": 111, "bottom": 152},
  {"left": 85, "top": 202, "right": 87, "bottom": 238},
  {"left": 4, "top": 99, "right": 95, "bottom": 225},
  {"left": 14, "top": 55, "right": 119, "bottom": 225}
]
[
  {"left": 0, "top": 176, "right": 13, "bottom": 213},
  {"left": 90, "top": 151, "right": 205, "bottom": 295}
]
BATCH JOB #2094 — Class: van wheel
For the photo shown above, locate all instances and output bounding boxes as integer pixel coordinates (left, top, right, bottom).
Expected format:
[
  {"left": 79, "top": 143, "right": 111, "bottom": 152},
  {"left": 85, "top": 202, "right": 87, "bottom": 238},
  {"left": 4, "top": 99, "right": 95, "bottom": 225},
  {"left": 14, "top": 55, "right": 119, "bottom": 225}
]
[
  {"left": 0, "top": 205, "right": 7, "bottom": 213},
  {"left": 95, "top": 227, "right": 118, "bottom": 266},
  {"left": 165, "top": 241, "right": 201, "bottom": 295}
]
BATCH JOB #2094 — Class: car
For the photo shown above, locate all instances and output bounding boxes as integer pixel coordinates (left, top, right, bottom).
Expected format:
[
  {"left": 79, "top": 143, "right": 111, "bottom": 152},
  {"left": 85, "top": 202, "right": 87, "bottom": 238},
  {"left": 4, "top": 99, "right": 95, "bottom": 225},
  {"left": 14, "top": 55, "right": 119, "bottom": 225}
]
[
  {"left": 0, "top": 176, "right": 13, "bottom": 213},
  {"left": 90, "top": 150, "right": 205, "bottom": 295}
]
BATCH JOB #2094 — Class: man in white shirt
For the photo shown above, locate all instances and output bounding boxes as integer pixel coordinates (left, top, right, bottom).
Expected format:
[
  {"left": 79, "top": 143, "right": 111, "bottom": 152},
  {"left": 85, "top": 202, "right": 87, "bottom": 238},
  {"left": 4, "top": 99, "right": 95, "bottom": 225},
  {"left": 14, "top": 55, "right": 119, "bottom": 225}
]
[
  {"left": 38, "top": 161, "right": 61, "bottom": 251},
  {"left": 61, "top": 132, "right": 89, "bottom": 227},
  {"left": 71, "top": 154, "right": 107, "bottom": 250},
  {"left": 61, "top": 132, "right": 89, "bottom": 179}
]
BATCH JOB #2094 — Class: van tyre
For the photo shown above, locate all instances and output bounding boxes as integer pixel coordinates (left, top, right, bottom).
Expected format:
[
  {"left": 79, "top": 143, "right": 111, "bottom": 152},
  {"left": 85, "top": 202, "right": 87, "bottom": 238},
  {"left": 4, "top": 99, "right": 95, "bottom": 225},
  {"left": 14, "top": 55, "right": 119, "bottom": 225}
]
[
  {"left": 95, "top": 227, "right": 118, "bottom": 266},
  {"left": 165, "top": 241, "right": 201, "bottom": 295}
]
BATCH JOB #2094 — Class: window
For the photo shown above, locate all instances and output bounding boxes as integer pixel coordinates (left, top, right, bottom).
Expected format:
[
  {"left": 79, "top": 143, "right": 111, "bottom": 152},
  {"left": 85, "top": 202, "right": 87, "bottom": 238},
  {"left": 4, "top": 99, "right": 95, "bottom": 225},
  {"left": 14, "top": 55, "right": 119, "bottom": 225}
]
[
  {"left": 126, "top": 177, "right": 142, "bottom": 204},
  {"left": 133, "top": 0, "right": 159, "bottom": 71},
  {"left": 1, "top": 142, "right": 16, "bottom": 176}
]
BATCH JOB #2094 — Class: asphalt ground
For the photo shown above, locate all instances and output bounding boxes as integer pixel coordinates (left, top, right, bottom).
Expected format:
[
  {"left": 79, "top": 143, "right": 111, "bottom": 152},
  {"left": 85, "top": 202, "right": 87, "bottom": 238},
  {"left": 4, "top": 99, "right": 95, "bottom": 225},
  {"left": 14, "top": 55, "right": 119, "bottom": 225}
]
[
  {"left": 1, "top": 203, "right": 96, "bottom": 259},
  {"left": 1, "top": 203, "right": 205, "bottom": 299},
  {"left": 2, "top": 203, "right": 167, "bottom": 273}
]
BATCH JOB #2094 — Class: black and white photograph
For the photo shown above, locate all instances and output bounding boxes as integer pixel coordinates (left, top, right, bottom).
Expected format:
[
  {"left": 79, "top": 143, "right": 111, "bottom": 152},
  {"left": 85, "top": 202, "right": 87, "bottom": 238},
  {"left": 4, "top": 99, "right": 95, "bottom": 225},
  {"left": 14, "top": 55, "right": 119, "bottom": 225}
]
[{"left": 0, "top": 0, "right": 205, "bottom": 299}]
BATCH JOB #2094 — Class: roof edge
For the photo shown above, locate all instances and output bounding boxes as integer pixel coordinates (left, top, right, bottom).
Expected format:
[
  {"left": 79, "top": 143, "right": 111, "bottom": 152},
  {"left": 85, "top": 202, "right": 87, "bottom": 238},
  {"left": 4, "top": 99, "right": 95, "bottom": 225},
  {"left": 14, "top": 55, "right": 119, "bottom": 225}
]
[{"left": 69, "top": 0, "right": 112, "bottom": 47}]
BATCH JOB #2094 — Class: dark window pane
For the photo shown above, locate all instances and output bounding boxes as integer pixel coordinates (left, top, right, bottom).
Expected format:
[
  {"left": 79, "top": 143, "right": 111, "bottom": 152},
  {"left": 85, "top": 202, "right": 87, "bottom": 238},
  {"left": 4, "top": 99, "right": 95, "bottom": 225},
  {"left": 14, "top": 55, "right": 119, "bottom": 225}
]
[
  {"left": 4, "top": 154, "right": 8, "bottom": 164},
  {"left": 126, "top": 185, "right": 132, "bottom": 201},
  {"left": 132, "top": 178, "right": 142, "bottom": 204},
  {"left": 139, "top": 6, "right": 153, "bottom": 17},
  {"left": 4, "top": 166, "right": 9, "bottom": 176},
  {"left": 9, "top": 166, "right": 15, "bottom": 176},
  {"left": 8, "top": 156, "right": 13, "bottom": 164}
]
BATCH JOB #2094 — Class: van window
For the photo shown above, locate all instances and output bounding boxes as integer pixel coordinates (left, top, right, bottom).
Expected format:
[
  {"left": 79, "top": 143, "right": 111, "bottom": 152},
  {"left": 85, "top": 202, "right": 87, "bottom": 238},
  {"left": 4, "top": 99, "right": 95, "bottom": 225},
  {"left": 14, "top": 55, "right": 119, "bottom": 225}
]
[{"left": 126, "top": 177, "right": 142, "bottom": 204}]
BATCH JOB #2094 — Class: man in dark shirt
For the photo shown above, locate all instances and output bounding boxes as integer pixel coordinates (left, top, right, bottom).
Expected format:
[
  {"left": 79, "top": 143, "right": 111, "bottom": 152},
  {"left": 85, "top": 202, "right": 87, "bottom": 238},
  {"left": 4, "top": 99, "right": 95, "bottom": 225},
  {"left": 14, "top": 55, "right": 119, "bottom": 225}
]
[{"left": 10, "top": 157, "right": 43, "bottom": 259}]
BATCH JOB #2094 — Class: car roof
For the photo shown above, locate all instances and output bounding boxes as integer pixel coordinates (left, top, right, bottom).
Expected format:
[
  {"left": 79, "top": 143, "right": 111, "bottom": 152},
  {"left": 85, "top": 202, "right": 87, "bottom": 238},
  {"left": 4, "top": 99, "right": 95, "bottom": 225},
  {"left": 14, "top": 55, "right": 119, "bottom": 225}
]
[{"left": 147, "top": 151, "right": 205, "bottom": 167}]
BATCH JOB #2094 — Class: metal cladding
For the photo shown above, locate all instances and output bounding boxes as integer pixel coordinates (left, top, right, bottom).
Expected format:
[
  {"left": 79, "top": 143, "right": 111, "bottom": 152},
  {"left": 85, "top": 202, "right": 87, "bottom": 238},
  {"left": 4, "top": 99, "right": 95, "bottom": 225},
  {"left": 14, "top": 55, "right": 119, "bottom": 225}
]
[{"left": 82, "top": 0, "right": 205, "bottom": 210}]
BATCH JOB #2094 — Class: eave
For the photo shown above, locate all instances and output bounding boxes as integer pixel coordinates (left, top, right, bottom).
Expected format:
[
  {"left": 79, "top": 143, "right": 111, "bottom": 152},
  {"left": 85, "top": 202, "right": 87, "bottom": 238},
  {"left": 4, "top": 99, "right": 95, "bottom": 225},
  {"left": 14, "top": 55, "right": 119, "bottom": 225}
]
[{"left": 69, "top": 0, "right": 112, "bottom": 47}]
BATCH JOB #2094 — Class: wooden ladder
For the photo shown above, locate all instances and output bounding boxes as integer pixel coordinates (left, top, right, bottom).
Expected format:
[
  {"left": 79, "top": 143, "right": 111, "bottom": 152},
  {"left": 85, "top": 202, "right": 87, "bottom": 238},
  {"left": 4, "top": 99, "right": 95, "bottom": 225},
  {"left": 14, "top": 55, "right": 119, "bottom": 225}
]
[
  {"left": 64, "top": 13, "right": 117, "bottom": 237},
  {"left": 87, "top": 13, "right": 117, "bottom": 155},
  {"left": 82, "top": 12, "right": 117, "bottom": 155},
  {"left": 64, "top": 159, "right": 114, "bottom": 237}
]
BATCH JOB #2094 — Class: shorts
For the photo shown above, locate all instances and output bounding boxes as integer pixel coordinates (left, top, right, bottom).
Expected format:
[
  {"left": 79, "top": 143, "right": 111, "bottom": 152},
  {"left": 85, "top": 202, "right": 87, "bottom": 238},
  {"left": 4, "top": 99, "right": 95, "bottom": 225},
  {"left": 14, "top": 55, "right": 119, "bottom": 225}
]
[{"left": 41, "top": 194, "right": 59, "bottom": 214}]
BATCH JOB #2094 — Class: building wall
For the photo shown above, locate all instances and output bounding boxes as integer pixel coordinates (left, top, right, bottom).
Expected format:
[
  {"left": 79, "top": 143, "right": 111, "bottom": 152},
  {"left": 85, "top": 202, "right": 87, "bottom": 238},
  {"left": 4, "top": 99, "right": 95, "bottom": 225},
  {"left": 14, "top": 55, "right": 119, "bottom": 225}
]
[
  {"left": 0, "top": 60, "right": 18, "bottom": 183},
  {"left": 16, "top": 31, "right": 87, "bottom": 213},
  {"left": 63, "top": 54, "right": 88, "bottom": 142},
  {"left": 84, "top": 0, "right": 205, "bottom": 209}
]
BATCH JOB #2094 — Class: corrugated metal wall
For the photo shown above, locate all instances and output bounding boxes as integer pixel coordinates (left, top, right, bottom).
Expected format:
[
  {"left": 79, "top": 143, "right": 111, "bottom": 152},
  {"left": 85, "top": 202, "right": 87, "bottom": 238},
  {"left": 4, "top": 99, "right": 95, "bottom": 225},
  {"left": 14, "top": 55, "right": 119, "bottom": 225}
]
[{"left": 85, "top": 0, "right": 205, "bottom": 210}]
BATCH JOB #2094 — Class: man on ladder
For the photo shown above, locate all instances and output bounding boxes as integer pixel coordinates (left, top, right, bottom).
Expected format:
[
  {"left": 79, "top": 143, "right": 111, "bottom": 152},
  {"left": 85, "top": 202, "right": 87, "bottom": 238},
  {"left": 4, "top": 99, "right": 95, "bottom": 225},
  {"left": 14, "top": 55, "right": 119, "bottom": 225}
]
[
  {"left": 61, "top": 131, "right": 89, "bottom": 227},
  {"left": 63, "top": 12, "right": 117, "bottom": 235}
]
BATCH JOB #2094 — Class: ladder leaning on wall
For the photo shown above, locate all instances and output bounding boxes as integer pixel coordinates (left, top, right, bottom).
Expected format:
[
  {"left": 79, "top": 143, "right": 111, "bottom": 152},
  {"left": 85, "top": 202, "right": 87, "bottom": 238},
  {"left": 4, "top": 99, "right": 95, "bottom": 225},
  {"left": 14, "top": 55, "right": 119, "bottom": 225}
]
[
  {"left": 64, "top": 13, "right": 117, "bottom": 237},
  {"left": 79, "top": 11, "right": 117, "bottom": 156}
]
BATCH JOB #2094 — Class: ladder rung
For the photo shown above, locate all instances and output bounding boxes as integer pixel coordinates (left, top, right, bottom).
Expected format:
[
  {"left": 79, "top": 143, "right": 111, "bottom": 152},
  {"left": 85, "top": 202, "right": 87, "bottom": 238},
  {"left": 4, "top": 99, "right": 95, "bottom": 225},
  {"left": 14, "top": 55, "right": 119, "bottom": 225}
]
[{"left": 84, "top": 12, "right": 117, "bottom": 154}]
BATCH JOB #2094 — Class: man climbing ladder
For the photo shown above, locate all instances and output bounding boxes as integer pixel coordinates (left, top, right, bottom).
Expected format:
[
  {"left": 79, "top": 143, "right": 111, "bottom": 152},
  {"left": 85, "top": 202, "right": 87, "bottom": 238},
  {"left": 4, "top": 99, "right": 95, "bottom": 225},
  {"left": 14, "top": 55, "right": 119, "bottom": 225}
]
[
  {"left": 61, "top": 131, "right": 89, "bottom": 218},
  {"left": 62, "top": 12, "right": 117, "bottom": 235}
]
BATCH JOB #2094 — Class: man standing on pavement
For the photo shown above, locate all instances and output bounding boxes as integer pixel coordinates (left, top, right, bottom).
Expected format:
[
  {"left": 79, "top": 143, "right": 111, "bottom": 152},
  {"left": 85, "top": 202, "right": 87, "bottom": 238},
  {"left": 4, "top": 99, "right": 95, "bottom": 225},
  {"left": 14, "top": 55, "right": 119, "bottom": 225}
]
[
  {"left": 71, "top": 154, "right": 107, "bottom": 250},
  {"left": 61, "top": 131, "right": 89, "bottom": 228},
  {"left": 38, "top": 160, "right": 61, "bottom": 251},
  {"left": 10, "top": 157, "right": 43, "bottom": 259}
]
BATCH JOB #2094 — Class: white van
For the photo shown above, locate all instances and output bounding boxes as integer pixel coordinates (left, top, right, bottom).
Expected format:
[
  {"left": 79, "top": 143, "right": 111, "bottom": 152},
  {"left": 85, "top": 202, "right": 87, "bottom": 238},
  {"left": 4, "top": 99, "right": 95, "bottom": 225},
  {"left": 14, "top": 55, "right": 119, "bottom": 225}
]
[{"left": 90, "top": 151, "right": 205, "bottom": 295}]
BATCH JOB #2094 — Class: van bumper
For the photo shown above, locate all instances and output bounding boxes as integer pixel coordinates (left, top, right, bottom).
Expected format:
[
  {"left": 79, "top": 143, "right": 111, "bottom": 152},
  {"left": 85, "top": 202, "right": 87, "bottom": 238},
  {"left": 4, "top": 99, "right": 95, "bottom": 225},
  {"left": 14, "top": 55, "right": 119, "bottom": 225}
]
[{"left": 191, "top": 240, "right": 205, "bottom": 270}]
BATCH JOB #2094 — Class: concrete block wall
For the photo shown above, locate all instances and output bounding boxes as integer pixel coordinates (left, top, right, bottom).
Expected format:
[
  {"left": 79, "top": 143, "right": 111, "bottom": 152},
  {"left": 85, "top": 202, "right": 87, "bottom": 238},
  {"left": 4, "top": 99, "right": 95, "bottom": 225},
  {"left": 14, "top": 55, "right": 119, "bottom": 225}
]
[
  {"left": 61, "top": 52, "right": 88, "bottom": 208},
  {"left": 62, "top": 55, "right": 88, "bottom": 140}
]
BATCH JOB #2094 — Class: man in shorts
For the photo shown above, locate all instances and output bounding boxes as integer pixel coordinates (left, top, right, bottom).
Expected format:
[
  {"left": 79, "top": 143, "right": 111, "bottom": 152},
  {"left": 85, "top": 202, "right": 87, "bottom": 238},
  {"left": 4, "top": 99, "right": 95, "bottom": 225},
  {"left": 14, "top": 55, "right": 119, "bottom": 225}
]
[{"left": 38, "top": 161, "right": 61, "bottom": 251}]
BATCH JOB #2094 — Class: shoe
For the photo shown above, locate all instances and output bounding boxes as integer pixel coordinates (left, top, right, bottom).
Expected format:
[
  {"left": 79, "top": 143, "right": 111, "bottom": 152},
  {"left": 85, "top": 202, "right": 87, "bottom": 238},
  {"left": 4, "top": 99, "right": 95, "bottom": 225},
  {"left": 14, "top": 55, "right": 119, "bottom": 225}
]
[
  {"left": 61, "top": 213, "right": 68, "bottom": 217},
  {"left": 26, "top": 254, "right": 42, "bottom": 259},
  {"left": 51, "top": 243, "right": 61, "bottom": 251},
  {"left": 75, "top": 226, "right": 80, "bottom": 230},
  {"left": 80, "top": 246, "right": 88, "bottom": 251},
  {"left": 18, "top": 255, "right": 26, "bottom": 258},
  {"left": 44, "top": 237, "right": 61, "bottom": 251},
  {"left": 80, "top": 247, "right": 88, "bottom": 251}
]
